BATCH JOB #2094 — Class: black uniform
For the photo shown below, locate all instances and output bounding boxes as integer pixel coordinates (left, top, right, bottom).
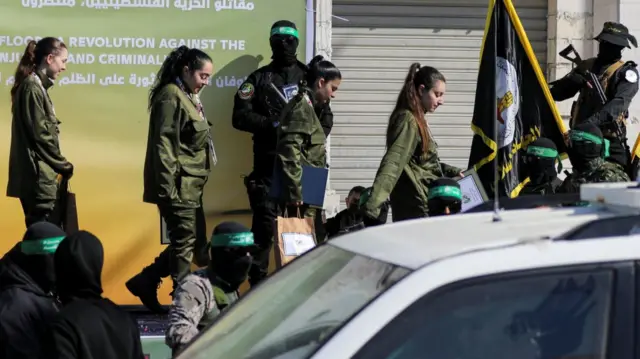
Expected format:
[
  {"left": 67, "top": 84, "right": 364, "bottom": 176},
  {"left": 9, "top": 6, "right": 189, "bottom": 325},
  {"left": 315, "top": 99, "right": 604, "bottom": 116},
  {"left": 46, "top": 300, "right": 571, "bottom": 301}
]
[
  {"left": 233, "top": 20, "right": 334, "bottom": 286},
  {"left": 550, "top": 22, "right": 639, "bottom": 171}
]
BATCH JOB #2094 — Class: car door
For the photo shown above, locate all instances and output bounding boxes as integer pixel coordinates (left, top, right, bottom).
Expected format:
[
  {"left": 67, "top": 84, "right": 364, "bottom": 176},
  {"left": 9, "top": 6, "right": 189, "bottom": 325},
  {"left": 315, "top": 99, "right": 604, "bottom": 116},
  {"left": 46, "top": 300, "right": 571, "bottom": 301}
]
[{"left": 352, "top": 262, "right": 634, "bottom": 359}]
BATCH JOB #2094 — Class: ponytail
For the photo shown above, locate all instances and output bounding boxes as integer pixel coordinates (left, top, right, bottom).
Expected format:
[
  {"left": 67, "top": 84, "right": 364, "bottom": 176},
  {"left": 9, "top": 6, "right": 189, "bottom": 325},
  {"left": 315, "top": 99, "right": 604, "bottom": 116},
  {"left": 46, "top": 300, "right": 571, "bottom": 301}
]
[
  {"left": 391, "top": 63, "right": 429, "bottom": 153},
  {"left": 149, "top": 45, "right": 212, "bottom": 110},
  {"left": 306, "top": 54, "right": 341, "bottom": 87},
  {"left": 10, "top": 37, "right": 66, "bottom": 104}
]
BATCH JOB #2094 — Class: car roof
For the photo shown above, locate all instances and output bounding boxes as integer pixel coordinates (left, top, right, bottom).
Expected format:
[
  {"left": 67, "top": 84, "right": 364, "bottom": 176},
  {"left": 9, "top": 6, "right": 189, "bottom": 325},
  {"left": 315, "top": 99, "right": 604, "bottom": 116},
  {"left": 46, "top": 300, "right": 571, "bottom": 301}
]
[{"left": 329, "top": 205, "right": 621, "bottom": 270}]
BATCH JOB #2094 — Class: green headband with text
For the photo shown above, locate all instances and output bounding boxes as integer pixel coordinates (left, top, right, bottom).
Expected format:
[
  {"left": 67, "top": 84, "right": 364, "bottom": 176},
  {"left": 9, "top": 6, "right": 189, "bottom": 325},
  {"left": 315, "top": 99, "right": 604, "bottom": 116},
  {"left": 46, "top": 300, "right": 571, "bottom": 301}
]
[
  {"left": 21, "top": 236, "right": 64, "bottom": 255},
  {"left": 271, "top": 26, "right": 299, "bottom": 39},
  {"left": 428, "top": 186, "right": 462, "bottom": 200},
  {"left": 211, "top": 232, "right": 255, "bottom": 247},
  {"left": 526, "top": 146, "right": 558, "bottom": 158}
]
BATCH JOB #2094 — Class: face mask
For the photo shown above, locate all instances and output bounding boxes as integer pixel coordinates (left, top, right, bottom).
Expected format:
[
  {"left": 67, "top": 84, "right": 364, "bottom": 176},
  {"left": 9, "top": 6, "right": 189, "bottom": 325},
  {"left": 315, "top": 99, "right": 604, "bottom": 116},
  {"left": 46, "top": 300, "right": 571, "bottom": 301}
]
[
  {"left": 211, "top": 251, "right": 252, "bottom": 291},
  {"left": 270, "top": 35, "right": 298, "bottom": 66},
  {"left": 524, "top": 156, "right": 557, "bottom": 186},
  {"left": 597, "top": 41, "right": 624, "bottom": 63}
]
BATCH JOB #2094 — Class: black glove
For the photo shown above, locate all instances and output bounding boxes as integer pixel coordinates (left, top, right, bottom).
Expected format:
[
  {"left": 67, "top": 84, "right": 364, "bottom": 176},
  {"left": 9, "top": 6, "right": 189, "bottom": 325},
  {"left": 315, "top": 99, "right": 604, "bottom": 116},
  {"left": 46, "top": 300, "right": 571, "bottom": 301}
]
[
  {"left": 60, "top": 163, "right": 74, "bottom": 179},
  {"left": 362, "top": 213, "right": 384, "bottom": 227}
]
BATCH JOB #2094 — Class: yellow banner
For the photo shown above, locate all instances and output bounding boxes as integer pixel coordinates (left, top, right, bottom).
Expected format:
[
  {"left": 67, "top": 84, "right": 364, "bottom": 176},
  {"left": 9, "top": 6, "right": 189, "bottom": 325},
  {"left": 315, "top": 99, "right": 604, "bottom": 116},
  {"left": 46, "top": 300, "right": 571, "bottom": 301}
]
[{"left": 0, "top": 0, "right": 306, "bottom": 304}]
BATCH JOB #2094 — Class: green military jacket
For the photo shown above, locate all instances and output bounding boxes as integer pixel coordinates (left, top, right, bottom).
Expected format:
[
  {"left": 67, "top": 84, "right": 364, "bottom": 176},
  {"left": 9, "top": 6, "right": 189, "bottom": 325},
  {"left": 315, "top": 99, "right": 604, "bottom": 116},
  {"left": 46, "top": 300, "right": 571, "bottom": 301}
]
[
  {"left": 557, "top": 158, "right": 630, "bottom": 194},
  {"left": 7, "top": 72, "right": 70, "bottom": 201},
  {"left": 275, "top": 90, "right": 327, "bottom": 205},
  {"left": 364, "top": 110, "right": 462, "bottom": 221},
  {"left": 143, "top": 83, "right": 212, "bottom": 208}
]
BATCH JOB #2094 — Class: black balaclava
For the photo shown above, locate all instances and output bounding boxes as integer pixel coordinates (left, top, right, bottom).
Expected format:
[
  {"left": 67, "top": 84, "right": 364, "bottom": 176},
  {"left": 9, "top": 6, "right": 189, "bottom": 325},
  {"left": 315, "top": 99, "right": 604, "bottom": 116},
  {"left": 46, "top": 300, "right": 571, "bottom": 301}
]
[
  {"left": 524, "top": 137, "right": 561, "bottom": 186},
  {"left": 54, "top": 230, "right": 104, "bottom": 304},
  {"left": 11, "top": 222, "right": 66, "bottom": 293},
  {"left": 568, "top": 123, "right": 606, "bottom": 172},
  {"left": 427, "top": 178, "right": 463, "bottom": 217},
  {"left": 209, "top": 222, "right": 254, "bottom": 291},
  {"left": 597, "top": 40, "right": 624, "bottom": 64},
  {"left": 270, "top": 20, "right": 299, "bottom": 67}
]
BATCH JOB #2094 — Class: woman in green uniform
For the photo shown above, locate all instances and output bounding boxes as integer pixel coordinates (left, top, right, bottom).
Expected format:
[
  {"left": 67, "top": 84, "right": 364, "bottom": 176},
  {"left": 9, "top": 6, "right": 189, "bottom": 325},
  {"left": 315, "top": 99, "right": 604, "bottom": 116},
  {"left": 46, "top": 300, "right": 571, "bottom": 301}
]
[
  {"left": 142, "top": 45, "right": 214, "bottom": 287},
  {"left": 7, "top": 37, "right": 74, "bottom": 227},
  {"left": 274, "top": 55, "right": 342, "bottom": 217},
  {"left": 362, "top": 63, "right": 464, "bottom": 223}
]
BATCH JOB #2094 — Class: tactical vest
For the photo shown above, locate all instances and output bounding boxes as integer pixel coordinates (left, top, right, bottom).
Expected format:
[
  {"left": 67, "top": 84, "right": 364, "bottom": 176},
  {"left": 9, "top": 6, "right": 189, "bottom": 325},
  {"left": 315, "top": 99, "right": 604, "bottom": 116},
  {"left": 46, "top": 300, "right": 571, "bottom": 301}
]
[
  {"left": 197, "top": 286, "right": 238, "bottom": 331},
  {"left": 570, "top": 58, "right": 627, "bottom": 129}
]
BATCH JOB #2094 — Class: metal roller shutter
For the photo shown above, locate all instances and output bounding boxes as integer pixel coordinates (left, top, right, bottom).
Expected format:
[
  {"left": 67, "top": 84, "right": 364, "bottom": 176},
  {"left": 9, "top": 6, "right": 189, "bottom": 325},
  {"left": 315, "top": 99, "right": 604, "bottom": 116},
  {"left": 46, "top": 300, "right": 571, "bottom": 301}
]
[{"left": 330, "top": 0, "right": 549, "bottom": 209}]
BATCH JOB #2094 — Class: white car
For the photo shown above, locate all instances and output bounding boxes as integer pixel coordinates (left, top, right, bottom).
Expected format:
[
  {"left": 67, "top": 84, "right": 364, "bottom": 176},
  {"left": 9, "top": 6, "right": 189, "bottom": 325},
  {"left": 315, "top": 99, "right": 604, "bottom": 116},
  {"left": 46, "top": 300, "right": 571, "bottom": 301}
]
[{"left": 178, "top": 182, "right": 640, "bottom": 359}]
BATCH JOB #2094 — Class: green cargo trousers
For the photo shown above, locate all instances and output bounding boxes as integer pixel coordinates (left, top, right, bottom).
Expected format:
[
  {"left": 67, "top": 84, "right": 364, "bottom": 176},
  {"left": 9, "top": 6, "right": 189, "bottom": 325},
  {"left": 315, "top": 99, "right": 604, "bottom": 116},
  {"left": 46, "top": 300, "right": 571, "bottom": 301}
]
[{"left": 157, "top": 204, "right": 209, "bottom": 284}]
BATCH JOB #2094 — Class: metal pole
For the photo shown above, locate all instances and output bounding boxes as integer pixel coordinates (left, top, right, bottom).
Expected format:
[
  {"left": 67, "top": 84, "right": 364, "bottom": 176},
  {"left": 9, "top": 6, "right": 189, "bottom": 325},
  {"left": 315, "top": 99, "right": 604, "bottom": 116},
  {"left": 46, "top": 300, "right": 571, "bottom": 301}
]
[{"left": 492, "top": 0, "right": 502, "bottom": 222}]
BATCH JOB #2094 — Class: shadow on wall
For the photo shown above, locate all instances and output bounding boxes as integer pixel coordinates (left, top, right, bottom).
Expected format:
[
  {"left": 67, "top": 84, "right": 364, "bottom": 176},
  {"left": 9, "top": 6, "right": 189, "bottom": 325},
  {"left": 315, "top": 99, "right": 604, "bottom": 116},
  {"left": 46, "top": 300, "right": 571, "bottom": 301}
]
[{"left": 199, "top": 54, "right": 264, "bottom": 219}]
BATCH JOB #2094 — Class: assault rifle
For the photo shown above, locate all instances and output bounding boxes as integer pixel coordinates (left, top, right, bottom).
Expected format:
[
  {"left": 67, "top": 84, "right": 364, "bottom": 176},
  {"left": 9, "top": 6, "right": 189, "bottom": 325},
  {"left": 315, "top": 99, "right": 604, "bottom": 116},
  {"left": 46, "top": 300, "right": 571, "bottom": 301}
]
[{"left": 555, "top": 44, "right": 635, "bottom": 179}]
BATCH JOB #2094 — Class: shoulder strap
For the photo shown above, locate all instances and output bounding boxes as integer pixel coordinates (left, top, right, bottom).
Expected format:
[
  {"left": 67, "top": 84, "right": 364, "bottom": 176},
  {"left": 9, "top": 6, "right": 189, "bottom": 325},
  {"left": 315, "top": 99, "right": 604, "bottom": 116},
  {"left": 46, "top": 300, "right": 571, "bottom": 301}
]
[{"left": 601, "top": 60, "right": 626, "bottom": 89}]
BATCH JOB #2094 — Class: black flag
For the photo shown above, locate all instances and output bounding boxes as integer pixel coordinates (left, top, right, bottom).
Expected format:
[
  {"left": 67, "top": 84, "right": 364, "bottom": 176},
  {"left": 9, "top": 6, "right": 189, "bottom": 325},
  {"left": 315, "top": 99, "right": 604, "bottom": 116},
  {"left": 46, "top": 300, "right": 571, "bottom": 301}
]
[{"left": 467, "top": 0, "right": 567, "bottom": 198}]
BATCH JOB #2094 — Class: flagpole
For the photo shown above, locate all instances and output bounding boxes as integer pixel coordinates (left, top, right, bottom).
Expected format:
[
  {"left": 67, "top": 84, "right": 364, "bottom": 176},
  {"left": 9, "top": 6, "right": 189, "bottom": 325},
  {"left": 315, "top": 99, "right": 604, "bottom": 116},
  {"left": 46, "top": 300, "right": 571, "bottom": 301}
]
[{"left": 492, "top": 0, "right": 502, "bottom": 222}]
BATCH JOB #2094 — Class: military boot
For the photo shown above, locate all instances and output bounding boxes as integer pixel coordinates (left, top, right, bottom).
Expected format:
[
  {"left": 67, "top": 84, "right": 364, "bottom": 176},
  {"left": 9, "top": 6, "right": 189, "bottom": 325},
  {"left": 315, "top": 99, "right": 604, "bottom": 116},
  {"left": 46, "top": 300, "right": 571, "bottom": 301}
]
[{"left": 126, "top": 250, "right": 170, "bottom": 314}]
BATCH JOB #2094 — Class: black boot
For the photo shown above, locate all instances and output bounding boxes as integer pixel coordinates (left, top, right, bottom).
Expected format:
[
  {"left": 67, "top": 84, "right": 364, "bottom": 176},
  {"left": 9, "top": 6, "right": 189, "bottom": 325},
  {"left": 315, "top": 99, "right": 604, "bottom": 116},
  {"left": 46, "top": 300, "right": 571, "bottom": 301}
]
[{"left": 126, "top": 250, "right": 170, "bottom": 314}]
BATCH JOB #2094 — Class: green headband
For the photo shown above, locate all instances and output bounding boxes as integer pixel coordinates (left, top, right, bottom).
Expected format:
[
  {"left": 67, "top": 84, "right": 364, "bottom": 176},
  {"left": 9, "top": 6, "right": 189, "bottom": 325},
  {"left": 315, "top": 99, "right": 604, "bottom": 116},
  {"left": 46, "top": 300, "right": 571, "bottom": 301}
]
[
  {"left": 211, "top": 232, "right": 254, "bottom": 247},
  {"left": 526, "top": 146, "right": 558, "bottom": 158},
  {"left": 270, "top": 26, "right": 299, "bottom": 39},
  {"left": 21, "top": 236, "right": 64, "bottom": 255},
  {"left": 570, "top": 130, "right": 603, "bottom": 145},
  {"left": 570, "top": 130, "right": 610, "bottom": 157},
  {"left": 428, "top": 186, "right": 462, "bottom": 200}
]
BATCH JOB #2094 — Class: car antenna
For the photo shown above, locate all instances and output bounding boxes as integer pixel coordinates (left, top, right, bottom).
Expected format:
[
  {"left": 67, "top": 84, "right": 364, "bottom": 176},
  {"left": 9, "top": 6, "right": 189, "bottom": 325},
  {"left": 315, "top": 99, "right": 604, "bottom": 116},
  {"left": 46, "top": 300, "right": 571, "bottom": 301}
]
[{"left": 490, "top": 4, "right": 502, "bottom": 223}]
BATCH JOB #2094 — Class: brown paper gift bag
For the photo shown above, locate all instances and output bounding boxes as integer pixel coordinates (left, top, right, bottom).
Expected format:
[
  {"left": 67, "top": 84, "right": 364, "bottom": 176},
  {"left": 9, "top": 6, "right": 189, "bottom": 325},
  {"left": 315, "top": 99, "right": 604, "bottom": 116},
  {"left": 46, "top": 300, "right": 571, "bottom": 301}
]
[{"left": 274, "top": 209, "right": 317, "bottom": 269}]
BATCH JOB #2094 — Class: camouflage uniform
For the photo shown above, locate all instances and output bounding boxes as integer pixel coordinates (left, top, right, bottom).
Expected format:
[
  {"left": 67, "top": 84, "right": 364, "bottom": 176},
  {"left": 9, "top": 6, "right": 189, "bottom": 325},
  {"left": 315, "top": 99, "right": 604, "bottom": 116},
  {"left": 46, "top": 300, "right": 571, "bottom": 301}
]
[
  {"left": 273, "top": 88, "right": 327, "bottom": 217},
  {"left": 557, "top": 157, "right": 630, "bottom": 193},
  {"left": 165, "top": 269, "right": 238, "bottom": 355},
  {"left": 363, "top": 110, "right": 462, "bottom": 221}
]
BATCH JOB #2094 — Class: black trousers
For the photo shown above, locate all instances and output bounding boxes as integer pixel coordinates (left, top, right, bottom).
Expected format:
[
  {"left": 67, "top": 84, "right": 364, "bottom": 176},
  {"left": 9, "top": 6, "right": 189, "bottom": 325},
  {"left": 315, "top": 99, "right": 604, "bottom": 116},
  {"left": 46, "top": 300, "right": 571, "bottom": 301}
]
[
  {"left": 605, "top": 136, "right": 629, "bottom": 171},
  {"left": 245, "top": 174, "right": 277, "bottom": 287}
]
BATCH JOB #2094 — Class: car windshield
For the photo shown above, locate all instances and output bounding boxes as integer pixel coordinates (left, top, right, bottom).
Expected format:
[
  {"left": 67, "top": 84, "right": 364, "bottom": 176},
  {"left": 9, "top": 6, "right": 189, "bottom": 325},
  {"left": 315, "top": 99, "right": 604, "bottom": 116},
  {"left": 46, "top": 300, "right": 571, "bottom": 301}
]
[{"left": 178, "top": 244, "right": 411, "bottom": 359}]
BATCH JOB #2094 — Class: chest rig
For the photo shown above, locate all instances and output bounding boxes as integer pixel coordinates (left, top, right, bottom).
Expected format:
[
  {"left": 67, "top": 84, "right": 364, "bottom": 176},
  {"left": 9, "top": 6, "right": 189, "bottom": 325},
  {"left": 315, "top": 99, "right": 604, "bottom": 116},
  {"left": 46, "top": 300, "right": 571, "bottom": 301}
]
[{"left": 570, "top": 58, "right": 627, "bottom": 129}]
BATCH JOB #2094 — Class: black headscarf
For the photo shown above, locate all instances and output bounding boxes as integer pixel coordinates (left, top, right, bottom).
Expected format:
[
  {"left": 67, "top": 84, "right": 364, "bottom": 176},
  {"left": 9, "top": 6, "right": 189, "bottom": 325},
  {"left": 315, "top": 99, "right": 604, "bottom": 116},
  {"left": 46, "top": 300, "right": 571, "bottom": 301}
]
[
  {"left": 9, "top": 222, "right": 66, "bottom": 293},
  {"left": 54, "top": 230, "right": 104, "bottom": 304},
  {"left": 427, "top": 178, "right": 462, "bottom": 216},
  {"left": 270, "top": 20, "right": 299, "bottom": 67},
  {"left": 209, "top": 222, "right": 253, "bottom": 291},
  {"left": 524, "top": 137, "right": 560, "bottom": 186},
  {"left": 568, "top": 123, "right": 606, "bottom": 171}
]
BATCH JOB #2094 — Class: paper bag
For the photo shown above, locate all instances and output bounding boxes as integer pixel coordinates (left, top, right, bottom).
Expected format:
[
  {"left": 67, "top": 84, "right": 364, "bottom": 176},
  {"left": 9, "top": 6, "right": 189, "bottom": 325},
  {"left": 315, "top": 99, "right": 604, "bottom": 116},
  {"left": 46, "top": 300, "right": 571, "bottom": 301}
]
[
  {"left": 51, "top": 178, "right": 79, "bottom": 235},
  {"left": 274, "top": 212, "right": 316, "bottom": 269}
]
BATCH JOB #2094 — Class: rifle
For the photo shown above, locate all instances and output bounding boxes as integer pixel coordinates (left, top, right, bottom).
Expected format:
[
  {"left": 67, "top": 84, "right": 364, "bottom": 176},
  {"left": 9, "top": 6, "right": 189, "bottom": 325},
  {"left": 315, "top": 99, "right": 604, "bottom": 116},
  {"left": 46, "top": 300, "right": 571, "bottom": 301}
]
[{"left": 556, "top": 44, "right": 635, "bottom": 179}]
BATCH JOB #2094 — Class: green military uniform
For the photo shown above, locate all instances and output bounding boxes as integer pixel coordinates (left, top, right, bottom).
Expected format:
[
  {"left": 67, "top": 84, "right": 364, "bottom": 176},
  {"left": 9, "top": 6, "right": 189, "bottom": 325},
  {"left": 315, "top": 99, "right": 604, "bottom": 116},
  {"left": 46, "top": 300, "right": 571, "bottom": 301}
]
[
  {"left": 165, "top": 227, "right": 253, "bottom": 356},
  {"left": 274, "top": 88, "right": 327, "bottom": 217},
  {"left": 143, "top": 81, "right": 212, "bottom": 283},
  {"left": 7, "top": 71, "right": 73, "bottom": 226},
  {"left": 363, "top": 110, "right": 462, "bottom": 222}
]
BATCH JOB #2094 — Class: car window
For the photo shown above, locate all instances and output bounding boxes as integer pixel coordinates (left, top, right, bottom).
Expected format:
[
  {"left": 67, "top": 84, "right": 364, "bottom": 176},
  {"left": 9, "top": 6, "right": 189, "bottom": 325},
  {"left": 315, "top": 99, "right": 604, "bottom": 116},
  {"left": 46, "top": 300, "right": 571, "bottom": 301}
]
[
  {"left": 178, "top": 245, "right": 411, "bottom": 359},
  {"left": 355, "top": 269, "right": 613, "bottom": 359},
  {"left": 556, "top": 215, "right": 640, "bottom": 240}
]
